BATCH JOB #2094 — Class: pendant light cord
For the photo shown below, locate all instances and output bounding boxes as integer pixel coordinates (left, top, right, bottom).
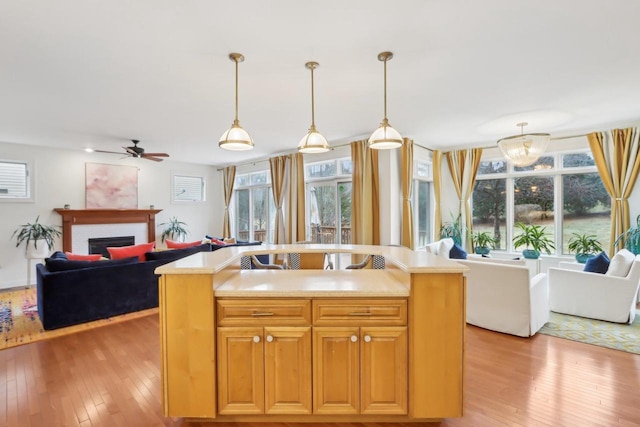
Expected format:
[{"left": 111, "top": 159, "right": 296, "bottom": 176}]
[
  {"left": 310, "top": 65, "right": 316, "bottom": 128},
  {"left": 234, "top": 57, "right": 239, "bottom": 123},
  {"left": 383, "top": 56, "right": 388, "bottom": 120}
]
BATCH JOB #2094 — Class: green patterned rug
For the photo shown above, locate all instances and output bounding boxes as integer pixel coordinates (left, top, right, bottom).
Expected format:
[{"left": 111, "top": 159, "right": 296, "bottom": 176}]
[{"left": 539, "top": 309, "right": 640, "bottom": 355}]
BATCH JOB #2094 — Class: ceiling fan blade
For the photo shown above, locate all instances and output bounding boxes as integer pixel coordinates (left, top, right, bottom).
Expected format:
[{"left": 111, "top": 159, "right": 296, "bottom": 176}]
[
  {"left": 142, "top": 156, "right": 164, "bottom": 162},
  {"left": 143, "top": 152, "right": 169, "bottom": 157}
]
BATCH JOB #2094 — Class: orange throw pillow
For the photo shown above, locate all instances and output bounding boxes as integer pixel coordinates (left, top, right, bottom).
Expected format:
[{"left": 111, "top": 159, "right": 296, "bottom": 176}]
[
  {"left": 65, "top": 252, "right": 102, "bottom": 261},
  {"left": 166, "top": 239, "right": 202, "bottom": 249},
  {"left": 107, "top": 242, "right": 155, "bottom": 261}
]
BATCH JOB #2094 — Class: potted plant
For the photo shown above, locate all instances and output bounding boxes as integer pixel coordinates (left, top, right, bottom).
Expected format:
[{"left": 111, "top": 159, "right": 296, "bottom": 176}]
[
  {"left": 614, "top": 214, "right": 640, "bottom": 255},
  {"left": 471, "top": 231, "right": 497, "bottom": 255},
  {"left": 158, "top": 216, "right": 189, "bottom": 242},
  {"left": 440, "top": 213, "right": 466, "bottom": 246},
  {"left": 12, "top": 215, "right": 62, "bottom": 258},
  {"left": 512, "top": 222, "right": 555, "bottom": 259},
  {"left": 567, "top": 233, "right": 604, "bottom": 263}
]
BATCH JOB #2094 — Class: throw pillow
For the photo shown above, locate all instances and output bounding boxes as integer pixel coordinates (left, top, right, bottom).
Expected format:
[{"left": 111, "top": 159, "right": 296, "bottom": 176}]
[
  {"left": 583, "top": 251, "right": 610, "bottom": 274},
  {"left": 605, "top": 249, "right": 635, "bottom": 277},
  {"left": 223, "top": 237, "right": 237, "bottom": 244},
  {"left": 48, "top": 251, "right": 68, "bottom": 260},
  {"left": 145, "top": 243, "right": 211, "bottom": 262},
  {"left": 449, "top": 243, "right": 467, "bottom": 259},
  {"left": 107, "top": 242, "right": 155, "bottom": 261},
  {"left": 65, "top": 252, "right": 102, "bottom": 261},
  {"left": 45, "top": 256, "right": 138, "bottom": 272},
  {"left": 437, "top": 238, "right": 455, "bottom": 258},
  {"left": 165, "top": 239, "right": 202, "bottom": 249}
]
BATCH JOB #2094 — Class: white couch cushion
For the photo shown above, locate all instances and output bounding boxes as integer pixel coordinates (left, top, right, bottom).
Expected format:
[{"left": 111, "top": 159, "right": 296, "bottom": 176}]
[
  {"left": 606, "top": 249, "right": 635, "bottom": 277},
  {"left": 437, "top": 238, "right": 455, "bottom": 258}
]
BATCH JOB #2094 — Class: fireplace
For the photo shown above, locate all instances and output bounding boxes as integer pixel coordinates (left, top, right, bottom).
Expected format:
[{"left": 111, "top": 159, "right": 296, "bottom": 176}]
[
  {"left": 89, "top": 236, "right": 135, "bottom": 258},
  {"left": 54, "top": 209, "right": 162, "bottom": 253}
]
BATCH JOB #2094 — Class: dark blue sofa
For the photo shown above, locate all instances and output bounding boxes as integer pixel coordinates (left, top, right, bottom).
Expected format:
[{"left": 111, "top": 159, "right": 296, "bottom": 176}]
[{"left": 36, "top": 243, "right": 213, "bottom": 330}]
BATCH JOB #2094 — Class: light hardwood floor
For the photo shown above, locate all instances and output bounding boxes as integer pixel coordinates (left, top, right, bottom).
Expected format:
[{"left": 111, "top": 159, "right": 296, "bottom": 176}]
[{"left": 1, "top": 313, "right": 639, "bottom": 426}]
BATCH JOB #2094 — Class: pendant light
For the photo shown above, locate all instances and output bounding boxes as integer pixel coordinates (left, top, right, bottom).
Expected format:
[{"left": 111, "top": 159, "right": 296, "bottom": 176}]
[
  {"left": 368, "top": 51, "right": 403, "bottom": 149},
  {"left": 497, "top": 122, "right": 550, "bottom": 167},
  {"left": 219, "top": 53, "right": 254, "bottom": 151},
  {"left": 298, "top": 61, "right": 331, "bottom": 153}
]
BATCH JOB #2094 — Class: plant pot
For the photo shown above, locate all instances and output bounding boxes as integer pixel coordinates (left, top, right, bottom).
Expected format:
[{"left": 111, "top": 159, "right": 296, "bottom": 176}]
[
  {"left": 575, "top": 253, "right": 595, "bottom": 264},
  {"left": 522, "top": 249, "right": 540, "bottom": 259},
  {"left": 25, "top": 239, "right": 51, "bottom": 259},
  {"left": 475, "top": 246, "right": 490, "bottom": 255}
]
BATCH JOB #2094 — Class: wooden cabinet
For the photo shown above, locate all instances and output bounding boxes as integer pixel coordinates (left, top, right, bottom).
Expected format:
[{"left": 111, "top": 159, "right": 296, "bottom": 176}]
[
  {"left": 312, "top": 299, "right": 408, "bottom": 415},
  {"left": 216, "top": 299, "right": 312, "bottom": 415}
]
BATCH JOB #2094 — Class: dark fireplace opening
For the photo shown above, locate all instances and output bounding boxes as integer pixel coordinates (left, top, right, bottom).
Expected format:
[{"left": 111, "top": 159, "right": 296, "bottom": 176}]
[{"left": 89, "top": 236, "right": 135, "bottom": 258}]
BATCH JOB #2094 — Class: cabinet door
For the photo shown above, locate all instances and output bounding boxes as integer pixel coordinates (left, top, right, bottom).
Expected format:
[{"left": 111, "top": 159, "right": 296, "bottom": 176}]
[
  {"left": 313, "top": 327, "right": 360, "bottom": 414},
  {"left": 264, "top": 327, "right": 312, "bottom": 414},
  {"left": 217, "top": 327, "right": 264, "bottom": 414},
  {"left": 360, "top": 326, "right": 408, "bottom": 414}
]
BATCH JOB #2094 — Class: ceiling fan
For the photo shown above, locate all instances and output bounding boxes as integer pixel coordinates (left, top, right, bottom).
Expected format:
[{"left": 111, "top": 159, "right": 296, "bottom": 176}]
[{"left": 94, "top": 139, "right": 170, "bottom": 162}]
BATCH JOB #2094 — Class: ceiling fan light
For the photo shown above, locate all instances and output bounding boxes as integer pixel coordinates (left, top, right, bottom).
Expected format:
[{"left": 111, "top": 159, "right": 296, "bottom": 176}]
[
  {"left": 368, "top": 119, "right": 403, "bottom": 149},
  {"left": 219, "top": 121, "right": 254, "bottom": 151},
  {"left": 298, "top": 126, "right": 330, "bottom": 153},
  {"left": 497, "top": 123, "right": 550, "bottom": 167}
]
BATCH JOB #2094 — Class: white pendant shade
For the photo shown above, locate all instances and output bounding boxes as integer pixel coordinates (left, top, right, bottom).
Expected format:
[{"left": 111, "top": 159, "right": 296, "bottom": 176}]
[
  {"left": 299, "top": 126, "right": 330, "bottom": 153},
  {"left": 219, "top": 52, "right": 254, "bottom": 151},
  {"left": 299, "top": 61, "right": 330, "bottom": 154},
  {"left": 497, "top": 123, "right": 549, "bottom": 167},
  {"left": 369, "top": 51, "right": 402, "bottom": 150},
  {"left": 219, "top": 120, "right": 255, "bottom": 151},
  {"left": 368, "top": 118, "right": 403, "bottom": 149}
]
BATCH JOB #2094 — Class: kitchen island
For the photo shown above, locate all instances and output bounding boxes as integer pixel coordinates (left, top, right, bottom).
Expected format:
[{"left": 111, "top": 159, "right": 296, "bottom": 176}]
[{"left": 155, "top": 244, "right": 467, "bottom": 423}]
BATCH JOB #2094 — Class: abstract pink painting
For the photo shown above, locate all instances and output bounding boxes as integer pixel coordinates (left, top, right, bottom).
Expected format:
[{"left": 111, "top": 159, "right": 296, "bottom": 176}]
[{"left": 85, "top": 163, "right": 138, "bottom": 209}]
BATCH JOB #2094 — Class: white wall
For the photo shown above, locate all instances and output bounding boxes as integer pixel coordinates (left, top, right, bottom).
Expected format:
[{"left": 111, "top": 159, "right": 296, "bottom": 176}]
[{"left": 0, "top": 141, "right": 221, "bottom": 290}]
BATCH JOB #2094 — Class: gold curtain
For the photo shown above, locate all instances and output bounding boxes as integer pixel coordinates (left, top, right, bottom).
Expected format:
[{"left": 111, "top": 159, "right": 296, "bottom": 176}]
[
  {"left": 351, "top": 140, "right": 380, "bottom": 247},
  {"left": 401, "top": 138, "right": 414, "bottom": 249},
  {"left": 222, "top": 166, "right": 236, "bottom": 238},
  {"left": 269, "top": 155, "right": 287, "bottom": 244},
  {"left": 445, "top": 148, "right": 483, "bottom": 249},
  {"left": 433, "top": 150, "right": 443, "bottom": 242},
  {"left": 587, "top": 127, "right": 640, "bottom": 254},
  {"left": 285, "top": 153, "right": 306, "bottom": 243}
]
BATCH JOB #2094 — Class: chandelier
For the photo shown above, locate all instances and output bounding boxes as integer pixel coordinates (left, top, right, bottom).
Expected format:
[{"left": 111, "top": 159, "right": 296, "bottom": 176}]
[{"left": 497, "top": 122, "right": 550, "bottom": 167}]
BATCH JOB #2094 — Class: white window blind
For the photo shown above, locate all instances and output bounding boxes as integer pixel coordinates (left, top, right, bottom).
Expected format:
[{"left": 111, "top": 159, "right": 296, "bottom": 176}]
[
  {"left": 173, "top": 174, "right": 205, "bottom": 202},
  {"left": 0, "top": 161, "right": 30, "bottom": 199}
]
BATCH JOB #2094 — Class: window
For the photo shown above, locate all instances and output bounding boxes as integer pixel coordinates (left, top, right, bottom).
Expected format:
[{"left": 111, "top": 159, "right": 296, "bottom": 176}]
[
  {"left": 0, "top": 160, "right": 33, "bottom": 202},
  {"left": 305, "top": 158, "right": 352, "bottom": 244},
  {"left": 471, "top": 150, "right": 610, "bottom": 256},
  {"left": 172, "top": 173, "right": 206, "bottom": 203},
  {"left": 234, "top": 171, "right": 275, "bottom": 242},
  {"left": 413, "top": 160, "right": 433, "bottom": 248}
]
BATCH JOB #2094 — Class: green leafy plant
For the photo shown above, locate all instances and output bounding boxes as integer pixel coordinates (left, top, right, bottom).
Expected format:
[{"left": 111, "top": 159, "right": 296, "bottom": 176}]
[
  {"left": 614, "top": 214, "right": 640, "bottom": 255},
  {"left": 158, "top": 216, "right": 189, "bottom": 242},
  {"left": 512, "top": 222, "right": 555, "bottom": 256},
  {"left": 471, "top": 231, "right": 497, "bottom": 250},
  {"left": 440, "top": 213, "right": 466, "bottom": 246},
  {"left": 568, "top": 233, "right": 603, "bottom": 255},
  {"left": 12, "top": 215, "right": 62, "bottom": 251}
]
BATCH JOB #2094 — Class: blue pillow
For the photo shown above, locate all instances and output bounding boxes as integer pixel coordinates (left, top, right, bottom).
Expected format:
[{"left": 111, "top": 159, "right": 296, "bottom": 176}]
[
  {"left": 449, "top": 243, "right": 468, "bottom": 259},
  {"left": 583, "top": 251, "right": 610, "bottom": 274}
]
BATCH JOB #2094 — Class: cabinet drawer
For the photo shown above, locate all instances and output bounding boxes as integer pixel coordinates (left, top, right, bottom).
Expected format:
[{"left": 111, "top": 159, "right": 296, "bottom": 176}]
[
  {"left": 217, "top": 299, "right": 311, "bottom": 326},
  {"left": 313, "top": 299, "right": 407, "bottom": 326}
]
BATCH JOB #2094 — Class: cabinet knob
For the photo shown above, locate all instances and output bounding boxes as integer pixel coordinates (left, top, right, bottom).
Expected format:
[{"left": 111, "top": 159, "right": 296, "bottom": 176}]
[
  {"left": 364, "top": 335, "right": 372, "bottom": 343},
  {"left": 350, "top": 335, "right": 358, "bottom": 343},
  {"left": 266, "top": 335, "right": 274, "bottom": 343},
  {"left": 253, "top": 335, "right": 261, "bottom": 343}
]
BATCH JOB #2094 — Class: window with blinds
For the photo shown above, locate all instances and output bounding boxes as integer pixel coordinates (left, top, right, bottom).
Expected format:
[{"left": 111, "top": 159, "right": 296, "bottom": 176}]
[
  {"left": 0, "top": 160, "right": 31, "bottom": 200},
  {"left": 172, "top": 173, "right": 205, "bottom": 203}
]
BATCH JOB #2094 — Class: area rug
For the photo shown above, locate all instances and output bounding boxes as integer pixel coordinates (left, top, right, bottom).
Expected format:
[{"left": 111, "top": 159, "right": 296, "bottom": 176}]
[
  {"left": 0, "top": 287, "right": 158, "bottom": 350},
  {"left": 539, "top": 309, "right": 640, "bottom": 355}
]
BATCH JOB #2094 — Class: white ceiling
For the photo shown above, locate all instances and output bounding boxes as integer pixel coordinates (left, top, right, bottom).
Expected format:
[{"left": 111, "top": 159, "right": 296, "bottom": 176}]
[{"left": 2, "top": 0, "right": 640, "bottom": 166}]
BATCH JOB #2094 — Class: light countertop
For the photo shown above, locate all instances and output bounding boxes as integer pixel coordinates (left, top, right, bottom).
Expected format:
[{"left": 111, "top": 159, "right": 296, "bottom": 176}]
[{"left": 155, "top": 244, "right": 468, "bottom": 275}]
